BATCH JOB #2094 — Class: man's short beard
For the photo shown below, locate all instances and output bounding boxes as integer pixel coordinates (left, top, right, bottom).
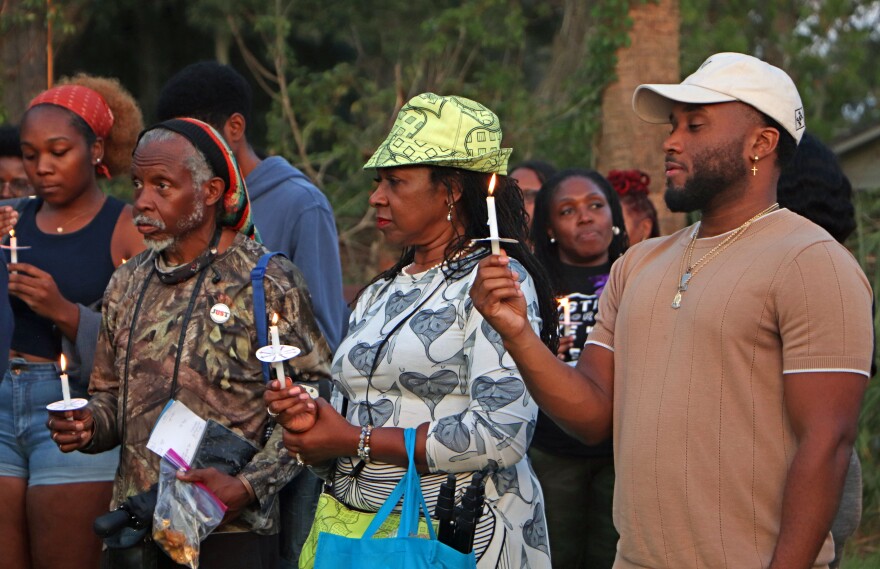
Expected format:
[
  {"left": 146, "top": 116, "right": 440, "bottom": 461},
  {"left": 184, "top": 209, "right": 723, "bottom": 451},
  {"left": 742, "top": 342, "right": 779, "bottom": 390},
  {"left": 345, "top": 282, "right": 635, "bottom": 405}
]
[
  {"left": 140, "top": 186, "right": 207, "bottom": 254},
  {"left": 144, "top": 236, "right": 175, "bottom": 252},
  {"left": 176, "top": 192, "right": 206, "bottom": 234},
  {"left": 664, "top": 140, "right": 746, "bottom": 213}
]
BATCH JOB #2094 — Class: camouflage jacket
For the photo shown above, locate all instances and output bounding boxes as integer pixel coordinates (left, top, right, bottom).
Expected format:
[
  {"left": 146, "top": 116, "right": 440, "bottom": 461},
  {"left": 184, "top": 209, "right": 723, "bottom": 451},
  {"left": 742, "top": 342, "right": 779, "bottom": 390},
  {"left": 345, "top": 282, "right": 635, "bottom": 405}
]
[{"left": 84, "top": 233, "right": 332, "bottom": 534}]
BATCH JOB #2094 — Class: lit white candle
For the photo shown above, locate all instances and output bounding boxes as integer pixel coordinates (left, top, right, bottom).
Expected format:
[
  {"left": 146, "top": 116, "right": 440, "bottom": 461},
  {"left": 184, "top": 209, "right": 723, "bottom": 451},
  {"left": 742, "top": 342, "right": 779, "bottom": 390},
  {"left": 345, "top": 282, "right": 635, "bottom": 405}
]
[
  {"left": 558, "top": 296, "right": 572, "bottom": 336},
  {"left": 59, "top": 354, "right": 71, "bottom": 403},
  {"left": 9, "top": 229, "right": 17, "bottom": 264},
  {"left": 486, "top": 174, "right": 500, "bottom": 255},
  {"left": 269, "top": 313, "right": 287, "bottom": 385}
]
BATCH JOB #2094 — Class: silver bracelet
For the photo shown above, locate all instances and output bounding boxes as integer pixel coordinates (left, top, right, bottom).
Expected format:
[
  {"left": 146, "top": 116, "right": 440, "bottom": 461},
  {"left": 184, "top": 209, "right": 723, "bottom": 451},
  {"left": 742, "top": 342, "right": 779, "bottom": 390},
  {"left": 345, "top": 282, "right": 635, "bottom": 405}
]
[{"left": 357, "top": 424, "right": 373, "bottom": 463}]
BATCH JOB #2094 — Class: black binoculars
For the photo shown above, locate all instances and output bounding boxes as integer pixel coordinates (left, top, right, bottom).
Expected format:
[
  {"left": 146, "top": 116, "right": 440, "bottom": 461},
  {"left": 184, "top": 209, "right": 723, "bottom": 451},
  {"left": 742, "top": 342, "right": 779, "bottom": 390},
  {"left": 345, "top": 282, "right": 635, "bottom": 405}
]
[{"left": 93, "top": 485, "right": 158, "bottom": 549}]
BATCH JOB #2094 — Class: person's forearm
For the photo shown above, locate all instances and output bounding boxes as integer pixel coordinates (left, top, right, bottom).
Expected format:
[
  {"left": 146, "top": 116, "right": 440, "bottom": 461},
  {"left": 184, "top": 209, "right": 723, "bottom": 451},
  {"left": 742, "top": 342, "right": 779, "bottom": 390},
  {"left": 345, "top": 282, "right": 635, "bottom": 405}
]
[
  {"left": 240, "top": 425, "right": 302, "bottom": 508},
  {"left": 53, "top": 298, "right": 80, "bottom": 341},
  {"left": 769, "top": 436, "right": 854, "bottom": 569},
  {"left": 366, "top": 423, "right": 431, "bottom": 472},
  {"left": 502, "top": 331, "right": 613, "bottom": 444},
  {"left": 81, "top": 392, "right": 120, "bottom": 453}
]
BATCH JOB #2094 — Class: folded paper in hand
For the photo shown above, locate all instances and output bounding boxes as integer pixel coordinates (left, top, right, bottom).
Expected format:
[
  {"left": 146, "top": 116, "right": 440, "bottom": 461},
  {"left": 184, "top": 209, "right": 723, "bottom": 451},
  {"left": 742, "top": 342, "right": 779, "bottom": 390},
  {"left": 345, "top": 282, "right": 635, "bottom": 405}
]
[
  {"left": 147, "top": 400, "right": 206, "bottom": 466},
  {"left": 147, "top": 400, "right": 259, "bottom": 475}
]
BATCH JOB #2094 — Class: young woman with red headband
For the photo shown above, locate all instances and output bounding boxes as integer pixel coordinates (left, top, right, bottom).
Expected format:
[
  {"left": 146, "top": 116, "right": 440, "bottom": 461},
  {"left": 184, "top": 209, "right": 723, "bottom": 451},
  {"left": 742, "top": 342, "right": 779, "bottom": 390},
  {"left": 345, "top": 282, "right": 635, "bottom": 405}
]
[{"left": 0, "top": 75, "right": 144, "bottom": 569}]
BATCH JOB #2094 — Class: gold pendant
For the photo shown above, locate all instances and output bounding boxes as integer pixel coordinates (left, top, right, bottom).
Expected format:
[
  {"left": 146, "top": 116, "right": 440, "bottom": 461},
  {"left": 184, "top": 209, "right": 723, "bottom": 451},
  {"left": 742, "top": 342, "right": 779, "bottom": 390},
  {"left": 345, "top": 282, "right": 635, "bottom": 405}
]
[{"left": 672, "top": 291, "right": 682, "bottom": 309}]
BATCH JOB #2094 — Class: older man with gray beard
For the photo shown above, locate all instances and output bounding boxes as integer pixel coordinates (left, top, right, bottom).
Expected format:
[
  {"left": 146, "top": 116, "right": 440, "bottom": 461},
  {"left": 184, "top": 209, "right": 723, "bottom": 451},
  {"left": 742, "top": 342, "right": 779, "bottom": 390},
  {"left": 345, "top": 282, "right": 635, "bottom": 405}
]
[{"left": 48, "top": 118, "right": 331, "bottom": 568}]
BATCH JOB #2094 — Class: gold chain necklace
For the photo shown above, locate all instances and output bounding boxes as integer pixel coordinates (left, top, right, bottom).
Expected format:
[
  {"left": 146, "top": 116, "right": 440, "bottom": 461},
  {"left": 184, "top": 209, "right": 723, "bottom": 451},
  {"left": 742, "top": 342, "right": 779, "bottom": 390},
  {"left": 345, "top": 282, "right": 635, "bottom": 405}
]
[
  {"left": 403, "top": 247, "right": 471, "bottom": 275},
  {"left": 54, "top": 195, "right": 107, "bottom": 233},
  {"left": 672, "top": 203, "right": 780, "bottom": 309}
]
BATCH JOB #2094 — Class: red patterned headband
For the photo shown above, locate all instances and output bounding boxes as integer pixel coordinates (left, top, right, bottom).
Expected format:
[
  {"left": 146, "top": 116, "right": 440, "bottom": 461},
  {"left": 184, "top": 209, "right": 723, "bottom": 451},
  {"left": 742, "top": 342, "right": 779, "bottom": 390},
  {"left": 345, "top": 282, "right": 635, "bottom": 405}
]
[
  {"left": 29, "top": 85, "right": 115, "bottom": 139},
  {"left": 28, "top": 85, "right": 115, "bottom": 177}
]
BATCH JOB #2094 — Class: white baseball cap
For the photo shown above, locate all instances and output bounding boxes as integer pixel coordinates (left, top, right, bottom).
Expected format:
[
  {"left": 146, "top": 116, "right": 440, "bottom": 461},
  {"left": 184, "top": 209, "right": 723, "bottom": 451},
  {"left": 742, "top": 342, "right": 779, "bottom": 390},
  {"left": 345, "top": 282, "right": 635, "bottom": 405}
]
[{"left": 632, "top": 52, "right": 805, "bottom": 144}]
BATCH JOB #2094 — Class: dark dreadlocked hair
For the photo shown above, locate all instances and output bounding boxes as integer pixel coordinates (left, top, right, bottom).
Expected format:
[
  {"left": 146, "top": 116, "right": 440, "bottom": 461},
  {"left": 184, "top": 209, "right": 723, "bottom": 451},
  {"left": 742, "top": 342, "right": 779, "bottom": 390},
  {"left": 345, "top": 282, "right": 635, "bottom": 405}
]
[
  {"left": 366, "top": 166, "right": 559, "bottom": 352},
  {"left": 530, "top": 168, "right": 629, "bottom": 294}
]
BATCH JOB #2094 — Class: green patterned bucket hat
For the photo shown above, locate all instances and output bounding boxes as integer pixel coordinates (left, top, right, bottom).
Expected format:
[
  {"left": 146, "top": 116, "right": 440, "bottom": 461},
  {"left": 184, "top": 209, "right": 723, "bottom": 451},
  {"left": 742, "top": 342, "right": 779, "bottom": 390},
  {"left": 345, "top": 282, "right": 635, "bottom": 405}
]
[{"left": 364, "top": 93, "right": 512, "bottom": 175}]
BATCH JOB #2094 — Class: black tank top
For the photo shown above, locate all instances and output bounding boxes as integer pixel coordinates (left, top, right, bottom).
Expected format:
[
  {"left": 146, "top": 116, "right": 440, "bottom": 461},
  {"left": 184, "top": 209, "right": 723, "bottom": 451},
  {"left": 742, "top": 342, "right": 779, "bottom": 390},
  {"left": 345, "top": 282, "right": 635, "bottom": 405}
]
[{"left": 8, "top": 196, "right": 125, "bottom": 359}]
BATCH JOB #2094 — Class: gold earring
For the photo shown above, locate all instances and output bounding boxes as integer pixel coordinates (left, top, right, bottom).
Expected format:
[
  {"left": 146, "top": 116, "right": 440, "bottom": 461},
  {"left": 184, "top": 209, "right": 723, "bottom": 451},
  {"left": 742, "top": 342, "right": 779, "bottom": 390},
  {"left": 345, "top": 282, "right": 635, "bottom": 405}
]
[{"left": 751, "top": 155, "right": 759, "bottom": 176}]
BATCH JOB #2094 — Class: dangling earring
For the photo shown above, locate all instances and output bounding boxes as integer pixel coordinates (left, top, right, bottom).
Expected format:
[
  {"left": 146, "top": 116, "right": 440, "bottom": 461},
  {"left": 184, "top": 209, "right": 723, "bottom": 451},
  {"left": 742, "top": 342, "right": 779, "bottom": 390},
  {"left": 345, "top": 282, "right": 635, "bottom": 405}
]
[
  {"left": 446, "top": 201, "right": 454, "bottom": 222},
  {"left": 611, "top": 226, "right": 621, "bottom": 235},
  {"left": 751, "top": 155, "right": 759, "bottom": 176},
  {"left": 549, "top": 236, "right": 556, "bottom": 244}
]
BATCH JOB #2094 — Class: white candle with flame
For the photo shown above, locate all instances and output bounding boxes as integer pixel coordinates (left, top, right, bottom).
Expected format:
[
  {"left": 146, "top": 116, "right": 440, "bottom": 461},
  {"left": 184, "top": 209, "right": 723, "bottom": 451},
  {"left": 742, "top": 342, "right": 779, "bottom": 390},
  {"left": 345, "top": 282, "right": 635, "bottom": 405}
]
[
  {"left": 269, "top": 313, "right": 286, "bottom": 385},
  {"left": 558, "top": 296, "right": 572, "bottom": 336},
  {"left": 59, "top": 354, "right": 71, "bottom": 403},
  {"left": 9, "top": 229, "right": 17, "bottom": 264},
  {"left": 486, "top": 174, "right": 500, "bottom": 254}
]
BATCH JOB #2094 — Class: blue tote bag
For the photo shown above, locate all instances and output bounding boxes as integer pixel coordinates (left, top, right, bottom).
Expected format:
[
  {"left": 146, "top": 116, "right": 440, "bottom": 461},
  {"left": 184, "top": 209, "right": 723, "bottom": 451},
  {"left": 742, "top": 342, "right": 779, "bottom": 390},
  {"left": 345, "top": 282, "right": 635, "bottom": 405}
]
[{"left": 313, "top": 428, "right": 477, "bottom": 569}]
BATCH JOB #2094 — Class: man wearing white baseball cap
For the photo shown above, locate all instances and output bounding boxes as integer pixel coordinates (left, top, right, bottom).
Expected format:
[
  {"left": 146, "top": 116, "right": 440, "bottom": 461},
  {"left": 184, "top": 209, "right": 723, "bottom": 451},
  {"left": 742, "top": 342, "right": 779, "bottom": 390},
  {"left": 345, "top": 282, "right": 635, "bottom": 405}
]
[{"left": 469, "top": 52, "right": 873, "bottom": 568}]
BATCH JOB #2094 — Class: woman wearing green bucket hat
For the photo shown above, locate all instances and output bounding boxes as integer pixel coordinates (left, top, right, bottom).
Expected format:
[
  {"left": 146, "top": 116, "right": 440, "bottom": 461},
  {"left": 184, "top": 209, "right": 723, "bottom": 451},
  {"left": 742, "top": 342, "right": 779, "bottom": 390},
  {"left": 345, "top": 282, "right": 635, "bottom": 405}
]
[{"left": 267, "top": 93, "right": 557, "bottom": 568}]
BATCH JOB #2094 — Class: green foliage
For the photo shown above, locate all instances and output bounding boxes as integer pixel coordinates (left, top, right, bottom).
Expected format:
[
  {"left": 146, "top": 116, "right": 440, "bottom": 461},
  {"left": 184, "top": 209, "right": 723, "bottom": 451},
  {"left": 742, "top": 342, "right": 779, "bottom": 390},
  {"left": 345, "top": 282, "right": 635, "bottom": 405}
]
[
  {"left": 841, "top": 549, "right": 880, "bottom": 569},
  {"left": 851, "top": 187, "right": 880, "bottom": 536},
  {"left": 680, "top": 0, "right": 880, "bottom": 140},
  {"left": 0, "top": 0, "right": 80, "bottom": 40},
  {"left": 219, "top": 0, "right": 637, "bottom": 282},
  {"left": 0, "top": 0, "right": 46, "bottom": 30},
  {"left": 100, "top": 177, "right": 134, "bottom": 203}
]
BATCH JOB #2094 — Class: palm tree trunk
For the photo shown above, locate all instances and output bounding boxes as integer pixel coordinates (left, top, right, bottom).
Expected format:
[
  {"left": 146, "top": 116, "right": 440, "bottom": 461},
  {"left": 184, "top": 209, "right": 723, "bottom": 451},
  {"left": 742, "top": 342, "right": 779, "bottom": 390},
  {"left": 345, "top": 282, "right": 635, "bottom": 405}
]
[{"left": 596, "top": 0, "right": 683, "bottom": 236}]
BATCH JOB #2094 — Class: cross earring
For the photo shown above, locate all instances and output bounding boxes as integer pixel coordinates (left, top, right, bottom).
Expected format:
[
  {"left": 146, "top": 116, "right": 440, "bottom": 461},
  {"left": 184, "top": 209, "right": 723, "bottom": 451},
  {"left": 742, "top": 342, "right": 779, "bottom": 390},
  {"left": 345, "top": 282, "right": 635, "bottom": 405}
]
[{"left": 751, "top": 155, "right": 759, "bottom": 176}]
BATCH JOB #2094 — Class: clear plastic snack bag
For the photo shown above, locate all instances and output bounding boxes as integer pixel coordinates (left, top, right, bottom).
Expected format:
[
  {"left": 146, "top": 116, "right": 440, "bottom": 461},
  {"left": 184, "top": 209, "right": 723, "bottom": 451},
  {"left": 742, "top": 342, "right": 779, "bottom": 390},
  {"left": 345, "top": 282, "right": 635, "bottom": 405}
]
[{"left": 153, "top": 449, "right": 227, "bottom": 568}]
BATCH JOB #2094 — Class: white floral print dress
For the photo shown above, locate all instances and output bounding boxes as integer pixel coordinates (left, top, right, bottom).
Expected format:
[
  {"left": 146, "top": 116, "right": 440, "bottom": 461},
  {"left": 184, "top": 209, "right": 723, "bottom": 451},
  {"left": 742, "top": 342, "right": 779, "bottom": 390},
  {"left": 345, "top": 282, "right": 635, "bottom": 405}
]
[{"left": 329, "top": 253, "right": 551, "bottom": 568}]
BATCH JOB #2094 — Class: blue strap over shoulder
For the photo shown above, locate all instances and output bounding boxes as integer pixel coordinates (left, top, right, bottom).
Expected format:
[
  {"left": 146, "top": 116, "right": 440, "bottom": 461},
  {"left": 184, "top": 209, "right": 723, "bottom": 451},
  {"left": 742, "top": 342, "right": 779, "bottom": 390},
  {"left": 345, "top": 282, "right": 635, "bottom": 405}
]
[{"left": 251, "top": 251, "right": 287, "bottom": 383}]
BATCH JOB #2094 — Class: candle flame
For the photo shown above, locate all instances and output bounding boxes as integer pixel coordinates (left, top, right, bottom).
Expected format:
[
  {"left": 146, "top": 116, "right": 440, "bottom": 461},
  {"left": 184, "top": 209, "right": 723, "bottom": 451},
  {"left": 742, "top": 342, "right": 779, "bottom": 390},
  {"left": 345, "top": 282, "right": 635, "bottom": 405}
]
[
  {"left": 60, "top": 354, "right": 67, "bottom": 372},
  {"left": 557, "top": 296, "right": 570, "bottom": 309},
  {"left": 487, "top": 173, "right": 497, "bottom": 196},
  {"left": 271, "top": 312, "right": 279, "bottom": 325},
  {"left": 9, "top": 229, "right": 14, "bottom": 238}
]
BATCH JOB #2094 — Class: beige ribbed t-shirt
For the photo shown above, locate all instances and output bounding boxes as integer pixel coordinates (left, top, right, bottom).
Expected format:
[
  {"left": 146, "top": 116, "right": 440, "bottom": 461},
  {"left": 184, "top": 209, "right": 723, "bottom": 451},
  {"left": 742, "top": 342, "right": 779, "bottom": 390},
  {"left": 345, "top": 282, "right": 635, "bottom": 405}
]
[{"left": 588, "top": 209, "right": 874, "bottom": 569}]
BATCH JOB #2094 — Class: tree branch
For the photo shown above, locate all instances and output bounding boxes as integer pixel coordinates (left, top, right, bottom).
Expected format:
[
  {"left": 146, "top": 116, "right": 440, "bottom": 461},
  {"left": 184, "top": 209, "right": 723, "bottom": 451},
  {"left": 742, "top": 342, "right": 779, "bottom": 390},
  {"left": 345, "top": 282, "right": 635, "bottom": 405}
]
[{"left": 271, "top": 0, "right": 319, "bottom": 181}]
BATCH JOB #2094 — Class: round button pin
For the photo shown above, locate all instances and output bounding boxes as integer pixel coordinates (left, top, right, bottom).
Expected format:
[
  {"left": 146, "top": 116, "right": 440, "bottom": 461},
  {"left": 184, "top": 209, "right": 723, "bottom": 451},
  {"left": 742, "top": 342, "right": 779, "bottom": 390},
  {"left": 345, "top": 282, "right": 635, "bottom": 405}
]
[{"left": 210, "top": 303, "right": 231, "bottom": 324}]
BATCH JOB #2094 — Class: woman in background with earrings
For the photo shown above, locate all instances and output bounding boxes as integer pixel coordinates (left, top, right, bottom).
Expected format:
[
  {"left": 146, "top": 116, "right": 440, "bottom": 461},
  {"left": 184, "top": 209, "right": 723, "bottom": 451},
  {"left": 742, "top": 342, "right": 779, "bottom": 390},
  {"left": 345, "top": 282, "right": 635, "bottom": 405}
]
[
  {"left": 528, "top": 168, "right": 628, "bottom": 568},
  {"left": 607, "top": 169, "right": 660, "bottom": 245}
]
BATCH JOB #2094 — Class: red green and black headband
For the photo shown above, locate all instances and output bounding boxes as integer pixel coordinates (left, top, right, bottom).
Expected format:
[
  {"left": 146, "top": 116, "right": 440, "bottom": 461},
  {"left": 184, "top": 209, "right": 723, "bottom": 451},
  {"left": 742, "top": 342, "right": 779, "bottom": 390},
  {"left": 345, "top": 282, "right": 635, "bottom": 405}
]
[{"left": 137, "top": 117, "right": 256, "bottom": 238}]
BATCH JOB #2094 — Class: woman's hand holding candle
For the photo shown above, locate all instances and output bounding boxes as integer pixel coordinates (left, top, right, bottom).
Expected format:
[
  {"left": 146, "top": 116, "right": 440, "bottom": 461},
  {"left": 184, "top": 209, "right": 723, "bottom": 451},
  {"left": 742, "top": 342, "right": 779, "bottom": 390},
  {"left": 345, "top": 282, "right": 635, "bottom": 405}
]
[{"left": 46, "top": 407, "right": 95, "bottom": 452}]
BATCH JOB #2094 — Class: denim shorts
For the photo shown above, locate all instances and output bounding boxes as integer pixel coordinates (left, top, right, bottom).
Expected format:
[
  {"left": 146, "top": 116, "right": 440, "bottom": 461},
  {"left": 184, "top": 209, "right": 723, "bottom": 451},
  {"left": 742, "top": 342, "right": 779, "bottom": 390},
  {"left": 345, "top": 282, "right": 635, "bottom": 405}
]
[{"left": 0, "top": 359, "right": 119, "bottom": 486}]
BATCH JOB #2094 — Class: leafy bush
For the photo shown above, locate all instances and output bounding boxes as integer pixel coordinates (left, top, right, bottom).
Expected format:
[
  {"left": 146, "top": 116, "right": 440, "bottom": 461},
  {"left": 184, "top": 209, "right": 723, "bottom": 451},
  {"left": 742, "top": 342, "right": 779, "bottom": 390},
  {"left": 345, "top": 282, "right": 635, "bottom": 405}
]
[{"left": 851, "top": 188, "right": 880, "bottom": 539}]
